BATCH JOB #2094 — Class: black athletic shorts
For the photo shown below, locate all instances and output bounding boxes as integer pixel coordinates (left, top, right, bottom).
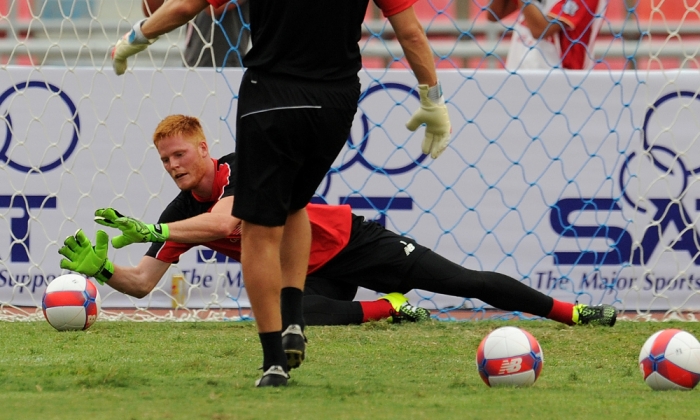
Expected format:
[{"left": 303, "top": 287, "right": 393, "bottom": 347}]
[
  {"left": 233, "top": 69, "right": 360, "bottom": 226},
  {"left": 307, "top": 215, "right": 430, "bottom": 296}
]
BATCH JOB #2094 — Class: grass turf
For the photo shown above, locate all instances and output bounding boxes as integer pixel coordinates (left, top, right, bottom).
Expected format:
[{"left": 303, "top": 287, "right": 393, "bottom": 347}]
[{"left": 0, "top": 319, "right": 698, "bottom": 419}]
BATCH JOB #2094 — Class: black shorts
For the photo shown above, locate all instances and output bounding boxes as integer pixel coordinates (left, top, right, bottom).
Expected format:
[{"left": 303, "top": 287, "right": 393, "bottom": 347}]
[
  {"left": 233, "top": 70, "right": 360, "bottom": 226},
  {"left": 307, "top": 215, "right": 430, "bottom": 297}
]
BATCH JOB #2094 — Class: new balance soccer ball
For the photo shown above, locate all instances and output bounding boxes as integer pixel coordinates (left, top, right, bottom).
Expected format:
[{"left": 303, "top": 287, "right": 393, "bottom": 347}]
[
  {"left": 639, "top": 329, "right": 700, "bottom": 390},
  {"left": 42, "top": 274, "right": 101, "bottom": 331},
  {"left": 476, "top": 326, "right": 544, "bottom": 387}
]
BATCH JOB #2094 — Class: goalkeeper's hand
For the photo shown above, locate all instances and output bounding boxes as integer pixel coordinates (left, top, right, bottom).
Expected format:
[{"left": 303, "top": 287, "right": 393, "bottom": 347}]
[
  {"left": 94, "top": 208, "right": 169, "bottom": 249},
  {"left": 111, "top": 19, "right": 158, "bottom": 75},
  {"left": 405, "top": 82, "right": 452, "bottom": 159},
  {"left": 59, "top": 230, "right": 114, "bottom": 285}
]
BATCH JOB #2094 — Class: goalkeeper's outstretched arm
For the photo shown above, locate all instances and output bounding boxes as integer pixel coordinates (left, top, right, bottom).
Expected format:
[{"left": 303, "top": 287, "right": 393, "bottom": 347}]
[
  {"left": 58, "top": 229, "right": 170, "bottom": 298},
  {"left": 109, "top": 256, "right": 171, "bottom": 298},
  {"left": 94, "top": 197, "right": 240, "bottom": 249}
]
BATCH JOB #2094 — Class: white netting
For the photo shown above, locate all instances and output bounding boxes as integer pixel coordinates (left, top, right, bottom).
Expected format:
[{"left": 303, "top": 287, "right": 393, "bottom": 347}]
[{"left": 0, "top": 0, "right": 699, "bottom": 322}]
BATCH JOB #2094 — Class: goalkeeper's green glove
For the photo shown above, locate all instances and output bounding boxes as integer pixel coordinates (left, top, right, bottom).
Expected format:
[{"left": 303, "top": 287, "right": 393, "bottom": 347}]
[
  {"left": 405, "top": 82, "right": 452, "bottom": 159},
  {"left": 58, "top": 230, "right": 114, "bottom": 285},
  {"left": 111, "top": 19, "right": 159, "bottom": 75},
  {"left": 94, "top": 208, "right": 169, "bottom": 249}
]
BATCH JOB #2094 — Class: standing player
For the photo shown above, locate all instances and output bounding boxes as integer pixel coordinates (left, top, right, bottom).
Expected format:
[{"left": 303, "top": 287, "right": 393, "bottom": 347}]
[
  {"left": 488, "top": 0, "right": 607, "bottom": 70},
  {"left": 109, "top": 1, "right": 451, "bottom": 387},
  {"left": 58, "top": 115, "right": 615, "bottom": 372}
]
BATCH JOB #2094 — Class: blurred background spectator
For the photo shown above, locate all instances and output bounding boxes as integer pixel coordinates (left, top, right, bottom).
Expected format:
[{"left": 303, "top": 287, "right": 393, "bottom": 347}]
[
  {"left": 142, "top": 0, "right": 249, "bottom": 68},
  {"left": 486, "top": 0, "right": 607, "bottom": 70}
]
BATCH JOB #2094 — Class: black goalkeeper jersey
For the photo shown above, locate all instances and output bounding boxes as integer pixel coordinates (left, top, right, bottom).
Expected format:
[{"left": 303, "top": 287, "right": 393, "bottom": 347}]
[
  {"left": 238, "top": 0, "right": 417, "bottom": 82},
  {"left": 242, "top": 0, "right": 369, "bottom": 82}
]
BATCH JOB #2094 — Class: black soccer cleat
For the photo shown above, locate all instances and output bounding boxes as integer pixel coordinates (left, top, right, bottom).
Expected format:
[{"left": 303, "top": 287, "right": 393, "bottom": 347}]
[
  {"left": 573, "top": 303, "right": 617, "bottom": 327},
  {"left": 281, "top": 324, "right": 307, "bottom": 370},
  {"left": 255, "top": 365, "right": 289, "bottom": 388}
]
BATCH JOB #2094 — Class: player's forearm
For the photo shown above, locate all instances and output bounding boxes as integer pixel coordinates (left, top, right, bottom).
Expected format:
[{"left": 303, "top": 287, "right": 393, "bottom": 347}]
[
  {"left": 389, "top": 10, "right": 438, "bottom": 86},
  {"left": 165, "top": 212, "right": 240, "bottom": 244},
  {"left": 109, "top": 257, "right": 169, "bottom": 298},
  {"left": 519, "top": 1, "right": 560, "bottom": 39},
  {"left": 140, "top": 0, "right": 210, "bottom": 39},
  {"left": 398, "top": 33, "right": 438, "bottom": 86}
]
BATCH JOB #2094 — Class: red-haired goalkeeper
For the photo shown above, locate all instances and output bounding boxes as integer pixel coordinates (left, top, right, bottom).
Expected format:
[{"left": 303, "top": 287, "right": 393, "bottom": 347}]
[{"left": 59, "top": 116, "right": 615, "bottom": 386}]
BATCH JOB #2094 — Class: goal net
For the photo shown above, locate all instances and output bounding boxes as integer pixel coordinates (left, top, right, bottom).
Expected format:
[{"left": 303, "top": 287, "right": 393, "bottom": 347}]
[{"left": 0, "top": 0, "right": 698, "bottom": 322}]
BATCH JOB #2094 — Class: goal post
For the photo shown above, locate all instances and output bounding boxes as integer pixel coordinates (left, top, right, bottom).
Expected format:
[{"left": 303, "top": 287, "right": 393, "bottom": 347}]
[{"left": 0, "top": 0, "right": 698, "bottom": 322}]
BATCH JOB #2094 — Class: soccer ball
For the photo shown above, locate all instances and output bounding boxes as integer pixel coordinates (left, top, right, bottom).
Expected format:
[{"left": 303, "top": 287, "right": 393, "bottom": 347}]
[
  {"left": 639, "top": 329, "right": 700, "bottom": 390},
  {"left": 42, "top": 274, "right": 101, "bottom": 331},
  {"left": 476, "top": 326, "right": 544, "bottom": 387}
]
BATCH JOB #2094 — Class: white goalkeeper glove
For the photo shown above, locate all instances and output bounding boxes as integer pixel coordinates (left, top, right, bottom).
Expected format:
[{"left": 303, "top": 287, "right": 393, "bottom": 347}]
[
  {"left": 111, "top": 19, "right": 158, "bottom": 76},
  {"left": 405, "top": 82, "right": 452, "bottom": 159}
]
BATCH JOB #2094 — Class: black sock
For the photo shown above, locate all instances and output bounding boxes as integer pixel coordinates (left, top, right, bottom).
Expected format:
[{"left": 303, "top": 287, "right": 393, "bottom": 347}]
[
  {"left": 281, "top": 287, "right": 305, "bottom": 330},
  {"left": 259, "top": 331, "right": 286, "bottom": 371},
  {"left": 304, "top": 295, "right": 364, "bottom": 325}
]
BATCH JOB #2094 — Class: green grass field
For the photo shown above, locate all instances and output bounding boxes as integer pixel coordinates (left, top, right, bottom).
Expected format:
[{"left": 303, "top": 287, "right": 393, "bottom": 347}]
[{"left": 1, "top": 319, "right": 698, "bottom": 420}]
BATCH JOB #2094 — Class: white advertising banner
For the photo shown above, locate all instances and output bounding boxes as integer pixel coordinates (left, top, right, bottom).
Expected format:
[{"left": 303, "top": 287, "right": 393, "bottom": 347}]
[{"left": 0, "top": 67, "right": 698, "bottom": 311}]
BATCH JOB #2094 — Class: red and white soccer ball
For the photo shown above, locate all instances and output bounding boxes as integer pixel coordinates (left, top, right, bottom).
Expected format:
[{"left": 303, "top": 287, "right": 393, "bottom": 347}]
[
  {"left": 42, "top": 274, "right": 101, "bottom": 331},
  {"left": 639, "top": 329, "right": 700, "bottom": 391},
  {"left": 476, "top": 326, "right": 544, "bottom": 387}
]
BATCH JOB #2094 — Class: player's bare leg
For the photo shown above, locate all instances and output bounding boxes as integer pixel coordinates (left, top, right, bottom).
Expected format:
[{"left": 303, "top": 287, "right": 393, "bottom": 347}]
[
  {"left": 240, "top": 221, "right": 289, "bottom": 387},
  {"left": 279, "top": 208, "right": 309, "bottom": 369},
  {"left": 241, "top": 222, "right": 284, "bottom": 332},
  {"left": 280, "top": 208, "right": 310, "bottom": 295}
]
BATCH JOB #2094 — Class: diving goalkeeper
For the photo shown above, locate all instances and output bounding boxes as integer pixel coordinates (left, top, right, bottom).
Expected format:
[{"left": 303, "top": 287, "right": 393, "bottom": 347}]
[{"left": 59, "top": 115, "right": 616, "bottom": 329}]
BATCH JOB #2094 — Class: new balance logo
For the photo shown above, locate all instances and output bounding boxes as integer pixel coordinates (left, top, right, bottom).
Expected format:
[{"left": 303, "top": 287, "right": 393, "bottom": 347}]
[
  {"left": 399, "top": 240, "right": 415, "bottom": 256},
  {"left": 498, "top": 357, "right": 523, "bottom": 374}
]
